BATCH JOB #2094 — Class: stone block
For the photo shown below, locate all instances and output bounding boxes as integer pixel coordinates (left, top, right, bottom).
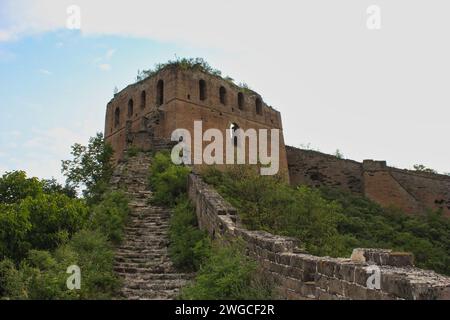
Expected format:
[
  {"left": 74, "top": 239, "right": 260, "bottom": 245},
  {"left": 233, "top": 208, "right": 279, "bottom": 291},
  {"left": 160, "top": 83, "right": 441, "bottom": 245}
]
[
  {"left": 317, "top": 258, "right": 339, "bottom": 278},
  {"left": 351, "top": 248, "right": 414, "bottom": 267},
  {"left": 335, "top": 262, "right": 356, "bottom": 282}
]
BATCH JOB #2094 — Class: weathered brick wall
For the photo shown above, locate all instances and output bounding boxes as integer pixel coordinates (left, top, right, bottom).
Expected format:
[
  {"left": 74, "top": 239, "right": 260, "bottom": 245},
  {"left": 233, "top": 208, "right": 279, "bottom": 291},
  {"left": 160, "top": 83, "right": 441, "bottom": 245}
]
[
  {"left": 390, "top": 167, "right": 450, "bottom": 216},
  {"left": 104, "top": 66, "right": 289, "bottom": 179},
  {"left": 286, "top": 146, "right": 363, "bottom": 194},
  {"left": 286, "top": 146, "right": 450, "bottom": 217},
  {"left": 105, "top": 67, "right": 178, "bottom": 162},
  {"left": 187, "top": 173, "right": 450, "bottom": 300}
]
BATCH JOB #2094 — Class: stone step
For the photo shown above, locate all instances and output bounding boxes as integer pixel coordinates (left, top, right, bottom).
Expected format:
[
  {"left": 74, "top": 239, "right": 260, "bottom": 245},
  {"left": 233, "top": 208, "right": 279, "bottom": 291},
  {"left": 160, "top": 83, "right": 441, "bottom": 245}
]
[
  {"left": 114, "top": 264, "right": 175, "bottom": 274},
  {"left": 120, "top": 288, "right": 180, "bottom": 300},
  {"left": 120, "top": 273, "right": 193, "bottom": 281},
  {"left": 111, "top": 153, "right": 192, "bottom": 300},
  {"left": 124, "top": 279, "right": 189, "bottom": 291}
]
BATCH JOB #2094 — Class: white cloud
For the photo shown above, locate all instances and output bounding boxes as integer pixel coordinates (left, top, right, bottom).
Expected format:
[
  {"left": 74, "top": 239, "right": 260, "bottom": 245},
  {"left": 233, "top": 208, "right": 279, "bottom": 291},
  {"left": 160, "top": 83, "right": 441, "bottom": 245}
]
[
  {"left": 98, "top": 63, "right": 111, "bottom": 71},
  {"left": 0, "top": 30, "right": 13, "bottom": 41},
  {"left": 0, "top": 126, "right": 90, "bottom": 182},
  {"left": 93, "top": 48, "right": 116, "bottom": 70}
]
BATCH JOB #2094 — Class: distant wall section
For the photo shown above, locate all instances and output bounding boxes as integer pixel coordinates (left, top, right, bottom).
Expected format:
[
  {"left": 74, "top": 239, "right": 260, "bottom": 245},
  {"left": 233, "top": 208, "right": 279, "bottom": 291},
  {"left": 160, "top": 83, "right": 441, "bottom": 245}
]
[{"left": 286, "top": 146, "right": 450, "bottom": 217}]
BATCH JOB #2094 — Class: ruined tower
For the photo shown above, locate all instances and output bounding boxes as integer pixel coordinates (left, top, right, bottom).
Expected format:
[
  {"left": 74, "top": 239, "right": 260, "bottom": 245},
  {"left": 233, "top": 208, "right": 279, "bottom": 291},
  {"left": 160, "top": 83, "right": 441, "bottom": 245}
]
[{"left": 104, "top": 64, "right": 289, "bottom": 178}]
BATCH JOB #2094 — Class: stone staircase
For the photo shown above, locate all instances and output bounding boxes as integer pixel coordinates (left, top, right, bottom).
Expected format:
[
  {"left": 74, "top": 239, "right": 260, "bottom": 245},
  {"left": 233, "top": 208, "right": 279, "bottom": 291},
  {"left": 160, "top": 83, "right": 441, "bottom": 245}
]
[{"left": 111, "top": 153, "right": 192, "bottom": 300}]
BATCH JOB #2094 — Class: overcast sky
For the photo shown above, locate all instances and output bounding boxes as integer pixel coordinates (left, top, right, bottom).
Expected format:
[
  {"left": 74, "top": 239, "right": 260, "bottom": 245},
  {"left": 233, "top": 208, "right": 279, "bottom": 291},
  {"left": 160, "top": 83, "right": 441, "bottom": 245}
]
[{"left": 0, "top": 0, "right": 449, "bottom": 182}]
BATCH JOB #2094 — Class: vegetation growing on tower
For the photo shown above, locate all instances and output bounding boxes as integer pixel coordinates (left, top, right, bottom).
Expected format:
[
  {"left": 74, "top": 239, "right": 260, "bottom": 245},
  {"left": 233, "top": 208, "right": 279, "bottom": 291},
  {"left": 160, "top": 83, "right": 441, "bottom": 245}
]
[{"left": 135, "top": 57, "right": 256, "bottom": 93}]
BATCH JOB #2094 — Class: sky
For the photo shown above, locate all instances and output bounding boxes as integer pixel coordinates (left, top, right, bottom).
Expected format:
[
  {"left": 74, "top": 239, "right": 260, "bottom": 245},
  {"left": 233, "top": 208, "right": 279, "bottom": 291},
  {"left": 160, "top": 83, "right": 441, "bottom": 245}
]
[{"left": 0, "top": 0, "right": 449, "bottom": 182}]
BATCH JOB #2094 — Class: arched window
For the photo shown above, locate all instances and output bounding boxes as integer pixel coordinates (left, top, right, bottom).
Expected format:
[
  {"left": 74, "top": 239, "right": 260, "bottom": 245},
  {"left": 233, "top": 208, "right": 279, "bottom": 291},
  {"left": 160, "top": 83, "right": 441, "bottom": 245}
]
[
  {"left": 114, "top": 107, "right": 120, "bottom": 128},
  {"left": 128, "top": 99, "right": 134, "bottom": 118},
  {"left": 156, "top": 80, "right": 164, "bottom": 106},
  {"left": 140, "top": 91, "right": 146, "bottom": 109},
  {"left": 199, "top": 79, "right": 206, "bottom": 101},
  {"left": 238, "top": 92, "right": 244, "bottom": 110},
  {"left": 219, "top": 86, "right": 227, "bottom": 105},
  {"left": 255, "top": 97, "right": 262, "bottom": 115}
]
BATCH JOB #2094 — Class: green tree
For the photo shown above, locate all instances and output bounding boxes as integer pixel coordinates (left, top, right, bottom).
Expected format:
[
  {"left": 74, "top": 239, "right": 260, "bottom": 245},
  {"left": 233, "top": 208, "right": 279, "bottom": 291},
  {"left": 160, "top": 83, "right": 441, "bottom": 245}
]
[
  {"left": 42, "top": 178, "right": 77, "bottom": 198},
  {"left": 0, "top": 171, "right": 43, "bottom": 204},
  {"left": 181, "top": 241, "right": 273, "bottom": 300},
  {"left": 413, "top": 164, "right": 437, "bottom": 174},
  {"left": 61, "top": 133, "right": 113, "bottom": 204},
  {"left": 334, "top": 149, "right": 344, "bottom": 159},
  {"left": 0, "top": 193, "right": 88, "bottom": 262}
]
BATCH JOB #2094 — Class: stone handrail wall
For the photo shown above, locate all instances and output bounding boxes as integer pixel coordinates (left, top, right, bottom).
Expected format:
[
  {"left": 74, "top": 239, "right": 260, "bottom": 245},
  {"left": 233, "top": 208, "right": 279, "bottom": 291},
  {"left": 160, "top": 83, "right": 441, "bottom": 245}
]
[{"left": 187, "top": 173, "right": 450, "bottom": 300}]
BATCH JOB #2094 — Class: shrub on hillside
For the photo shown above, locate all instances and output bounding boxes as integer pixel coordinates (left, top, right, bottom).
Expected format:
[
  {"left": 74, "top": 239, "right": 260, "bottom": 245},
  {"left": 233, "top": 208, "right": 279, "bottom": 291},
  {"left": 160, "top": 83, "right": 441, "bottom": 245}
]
[
  {"left": 90, "top": 191, "right": 130, "bottom": 244},
  {"left": 202, "top": 166, "right": 347, "bottom": 257},
  {"left": 0, "top": 230, "right": 119, "bottom": 300},
  {"left": 320, "top": 186, "right": 450, "bottom": 275},
  {"left": 149, "top": 151, "right": 191, "bottom": 206},
  {"left": 202, "top": 166, "right": 450, "bottom": 276},
  {"left": 0, "top": 173, "right": 128, "bottom": 299},
  {"left": 168, "top": 197, "right": 210, "bottom": 272},
  {"left": 181, "top": 240, "right": 274, "bottom": 300},
  {"left": 0, "top": 193, "right": 89, "bottom": 262}
]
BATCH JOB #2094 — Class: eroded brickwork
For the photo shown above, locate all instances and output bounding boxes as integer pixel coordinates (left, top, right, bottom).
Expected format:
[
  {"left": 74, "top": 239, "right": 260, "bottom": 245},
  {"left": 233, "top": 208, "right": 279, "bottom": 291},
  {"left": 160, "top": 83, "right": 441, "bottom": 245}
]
[
  {"left": 286, "top": 146, "right": 450, "bottom": 217},
  {"left": 104, "top": 66, "right": 288, "bottom": 178},
  {"left": 286, "top": 146, "right": 363, "bottom": 194}
]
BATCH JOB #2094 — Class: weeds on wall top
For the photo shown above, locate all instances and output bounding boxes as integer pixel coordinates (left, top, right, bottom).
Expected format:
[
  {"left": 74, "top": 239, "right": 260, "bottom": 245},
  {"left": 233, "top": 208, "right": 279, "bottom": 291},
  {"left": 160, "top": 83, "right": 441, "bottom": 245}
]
[{"left": 135, "top": 57, "right": 256, "bottom": 94}]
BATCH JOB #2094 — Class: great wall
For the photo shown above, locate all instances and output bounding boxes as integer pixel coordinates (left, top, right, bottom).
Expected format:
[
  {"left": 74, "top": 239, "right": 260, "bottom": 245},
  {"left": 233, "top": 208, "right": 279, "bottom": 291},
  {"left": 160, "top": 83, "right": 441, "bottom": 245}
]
[{"left": 105, "top": 63, "right": 450, "bottom": 299}]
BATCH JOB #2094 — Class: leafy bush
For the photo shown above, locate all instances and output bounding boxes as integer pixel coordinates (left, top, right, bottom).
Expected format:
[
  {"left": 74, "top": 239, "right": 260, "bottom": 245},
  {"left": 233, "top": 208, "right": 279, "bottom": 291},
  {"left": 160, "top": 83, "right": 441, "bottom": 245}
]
[
  {"left": 0, "top": 193, "right": 89, "bottom": 262},
  {"left": 149, "top": 151, "right": 191, "bottom": 206},
  {"left": 0, "top": 133, "right": 127, "bottom": 300},
  {"left": 148, "top": 154, "right": 273, "bottom": 299},
  {"left": 320, "top": 187, "right": 450, "bottom": 275},
  {"left": 90, "top": 191, "right": 130, "bottom": 244},
  {"left": 168, "top": 197, "right": 210, "bottom": 272},
  {"left": 0, "top": 171, "right": 43, "bottom": 204},
  {"left": 0, "top": 170, "right": 128, "bottom": 299},
  {"left": 181, "top": 240, "right": 274, "bottom": 300},
  {"left": 202, "top": 166, "right": 450, "bottom": 275},
  {"left": 125, "top": 146, "right": 141, "bottom": 158},
  {"left": 0, "top": 230, "right": 119, "bottom": 300},
  {"left": 203, "top": 166, "right": 346, "bottom": 257}
]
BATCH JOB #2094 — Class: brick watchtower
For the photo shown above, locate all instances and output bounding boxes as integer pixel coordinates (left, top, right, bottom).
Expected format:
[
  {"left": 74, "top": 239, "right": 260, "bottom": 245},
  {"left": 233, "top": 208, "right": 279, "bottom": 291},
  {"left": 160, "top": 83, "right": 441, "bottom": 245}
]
[{"left": 104, "top": 64, "right": 289, "bottom": 178}]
